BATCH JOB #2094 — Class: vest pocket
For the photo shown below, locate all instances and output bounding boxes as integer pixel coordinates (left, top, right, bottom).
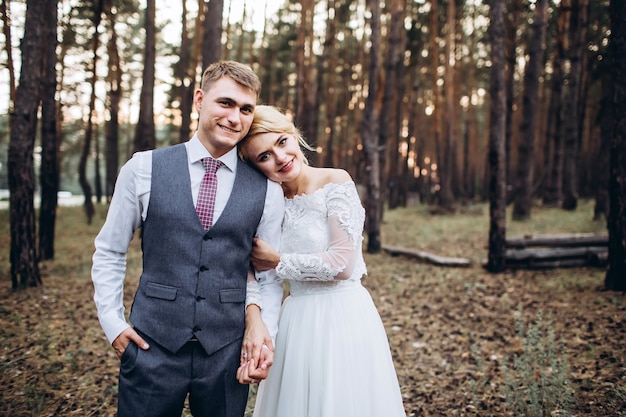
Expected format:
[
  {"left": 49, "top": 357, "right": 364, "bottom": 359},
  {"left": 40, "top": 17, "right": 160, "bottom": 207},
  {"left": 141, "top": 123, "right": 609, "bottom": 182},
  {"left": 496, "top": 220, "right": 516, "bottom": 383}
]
[
  {"left": 219, "top": 288, "right": 245, "bottom": 303},
  {"left": 145, "top": 282, "right": 178, "bottom": 300}
]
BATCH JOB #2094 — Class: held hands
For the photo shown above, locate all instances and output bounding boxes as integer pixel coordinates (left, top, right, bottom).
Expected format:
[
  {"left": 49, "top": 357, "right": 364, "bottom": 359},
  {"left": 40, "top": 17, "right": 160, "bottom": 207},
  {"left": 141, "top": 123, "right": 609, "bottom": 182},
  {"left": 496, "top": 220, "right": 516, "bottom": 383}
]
[
  {"left": 237, "top": 305, "right": 274, "bottom": 384},
  {"left": 236, "top": 343, "right": 273, "bottom": 384},
  {"left": 250, "top": 237, "right": 281, "bottom": 271},
  {"left": 241, "top": 238, "right": 280, "bottom": 384},
  {"left": 112, "top": 327, "right": 150, "bottom": 359}
]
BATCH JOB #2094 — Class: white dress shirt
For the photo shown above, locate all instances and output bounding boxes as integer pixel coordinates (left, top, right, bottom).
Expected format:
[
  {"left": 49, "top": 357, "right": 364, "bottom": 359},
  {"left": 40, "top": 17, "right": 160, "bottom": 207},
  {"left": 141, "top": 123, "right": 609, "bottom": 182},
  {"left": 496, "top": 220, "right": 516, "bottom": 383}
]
[{"left": 92, "top": 134, "right": 285, "bottom": 345}]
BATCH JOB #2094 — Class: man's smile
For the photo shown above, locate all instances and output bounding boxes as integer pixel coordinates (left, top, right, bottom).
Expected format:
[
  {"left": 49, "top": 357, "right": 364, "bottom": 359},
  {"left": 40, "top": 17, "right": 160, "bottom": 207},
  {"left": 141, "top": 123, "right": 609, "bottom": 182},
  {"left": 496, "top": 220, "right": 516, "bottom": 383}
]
[{"left": 219, "top": 124, "right": 240, "bottom": 134}]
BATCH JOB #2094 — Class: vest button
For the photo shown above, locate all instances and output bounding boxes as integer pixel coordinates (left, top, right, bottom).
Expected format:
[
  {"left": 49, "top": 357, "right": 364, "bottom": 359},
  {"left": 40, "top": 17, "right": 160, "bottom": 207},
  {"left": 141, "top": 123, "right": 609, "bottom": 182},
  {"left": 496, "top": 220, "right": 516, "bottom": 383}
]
[
  {"left": 199, "top": 266, "right": 208, "bottom": 272},
  {"left": 196, "top": 296, "right": 205, "bottom": 302},
  {"left": 193, "top": 326, "right": 201, "bottom": 332},
  {"left": 203, "top": 233, "right": 212, "bottom": 241}
]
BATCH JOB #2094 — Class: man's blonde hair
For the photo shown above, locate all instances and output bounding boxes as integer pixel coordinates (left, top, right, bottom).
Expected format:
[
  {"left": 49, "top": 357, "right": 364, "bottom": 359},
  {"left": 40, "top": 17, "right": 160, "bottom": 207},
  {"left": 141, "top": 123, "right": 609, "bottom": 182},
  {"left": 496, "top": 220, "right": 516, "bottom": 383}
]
[{"left": 200, "top": 61, "right": 261, "bottom": 97}]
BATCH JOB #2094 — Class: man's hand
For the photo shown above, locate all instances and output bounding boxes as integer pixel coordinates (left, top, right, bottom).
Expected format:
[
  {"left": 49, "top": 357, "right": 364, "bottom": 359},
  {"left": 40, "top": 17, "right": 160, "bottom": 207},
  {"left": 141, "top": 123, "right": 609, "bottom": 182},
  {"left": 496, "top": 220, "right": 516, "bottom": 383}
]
[{"left": 112, "top": 327, "right": 150, "bottom": 359}]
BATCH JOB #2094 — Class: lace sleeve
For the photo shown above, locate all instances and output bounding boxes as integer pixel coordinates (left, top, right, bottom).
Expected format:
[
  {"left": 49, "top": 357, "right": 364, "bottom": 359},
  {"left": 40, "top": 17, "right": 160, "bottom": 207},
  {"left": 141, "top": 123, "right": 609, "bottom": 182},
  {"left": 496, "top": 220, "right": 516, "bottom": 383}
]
[
  {"left": 246, "top": 278, "right": 263, "bottom": 309},
  {"left": 276, "top": 182, "right": 365, "bottom": 281}
]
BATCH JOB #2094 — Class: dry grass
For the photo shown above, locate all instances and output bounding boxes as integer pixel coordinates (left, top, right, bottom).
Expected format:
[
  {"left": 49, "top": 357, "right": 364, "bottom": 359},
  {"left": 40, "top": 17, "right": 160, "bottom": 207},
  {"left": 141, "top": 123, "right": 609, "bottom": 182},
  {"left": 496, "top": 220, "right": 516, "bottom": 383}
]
[{"left": 0, "top": 200, "right": 624, "bottom": 416}]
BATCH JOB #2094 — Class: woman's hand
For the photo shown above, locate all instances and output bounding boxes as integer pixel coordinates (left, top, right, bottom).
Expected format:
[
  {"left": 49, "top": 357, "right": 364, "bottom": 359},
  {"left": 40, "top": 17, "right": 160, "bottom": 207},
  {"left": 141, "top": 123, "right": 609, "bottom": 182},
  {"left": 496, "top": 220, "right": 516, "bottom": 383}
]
[
  {"left": 241, "top": 304, "right": 274, "bottom": 365},
  {"left": 238, "top": 304, "right": 274, "bottom": 384},
  {"left": 251, "top": 237, "right": 281, "bottom": 271}
]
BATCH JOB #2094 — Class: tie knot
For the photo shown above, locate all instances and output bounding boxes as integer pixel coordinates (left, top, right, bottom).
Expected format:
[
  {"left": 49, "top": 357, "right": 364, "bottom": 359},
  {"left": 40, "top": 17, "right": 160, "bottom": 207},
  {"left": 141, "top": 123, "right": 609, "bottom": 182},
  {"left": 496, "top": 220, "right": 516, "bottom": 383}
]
[{"left": 202, "top": 157, "right": 222, "bottom": 173}]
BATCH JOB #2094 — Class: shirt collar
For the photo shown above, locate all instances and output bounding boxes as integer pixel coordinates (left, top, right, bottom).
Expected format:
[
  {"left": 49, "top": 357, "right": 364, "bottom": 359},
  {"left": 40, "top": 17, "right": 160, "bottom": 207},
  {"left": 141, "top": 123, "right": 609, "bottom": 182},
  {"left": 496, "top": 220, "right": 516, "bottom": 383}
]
[{"left": 188, "top": 134, "right": 238, "bottom": 172}]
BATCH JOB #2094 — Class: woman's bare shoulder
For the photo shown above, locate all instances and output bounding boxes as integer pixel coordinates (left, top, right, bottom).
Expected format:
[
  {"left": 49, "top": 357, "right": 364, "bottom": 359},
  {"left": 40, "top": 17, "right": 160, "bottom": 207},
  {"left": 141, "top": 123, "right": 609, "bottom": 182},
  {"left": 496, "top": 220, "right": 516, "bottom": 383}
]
[{"left": 322, "top": 168, "right": 352, "bottom": 184}]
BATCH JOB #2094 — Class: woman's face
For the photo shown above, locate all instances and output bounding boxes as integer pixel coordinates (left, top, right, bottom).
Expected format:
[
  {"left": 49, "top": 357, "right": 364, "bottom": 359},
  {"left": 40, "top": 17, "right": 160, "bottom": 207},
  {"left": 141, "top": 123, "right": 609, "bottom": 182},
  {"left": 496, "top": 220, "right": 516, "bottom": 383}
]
[{"left": 242, "top": 132, "right": 302, "bottom": 183}]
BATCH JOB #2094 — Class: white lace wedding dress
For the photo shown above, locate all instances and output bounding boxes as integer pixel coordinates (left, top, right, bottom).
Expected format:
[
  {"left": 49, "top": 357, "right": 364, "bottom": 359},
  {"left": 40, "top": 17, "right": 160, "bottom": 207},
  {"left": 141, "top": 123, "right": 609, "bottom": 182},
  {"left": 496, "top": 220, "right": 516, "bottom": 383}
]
[{"left": 253, "top": 181, "right": 406, "bottom": 417}]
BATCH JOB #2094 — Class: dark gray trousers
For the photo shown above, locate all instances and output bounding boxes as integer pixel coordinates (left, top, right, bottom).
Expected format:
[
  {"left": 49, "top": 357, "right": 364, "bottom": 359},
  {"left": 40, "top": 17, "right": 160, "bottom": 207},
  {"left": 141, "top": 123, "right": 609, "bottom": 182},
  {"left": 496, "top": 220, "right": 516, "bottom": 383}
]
[{"left": 117, "top": 332, "right": 248, "bottom": 417}]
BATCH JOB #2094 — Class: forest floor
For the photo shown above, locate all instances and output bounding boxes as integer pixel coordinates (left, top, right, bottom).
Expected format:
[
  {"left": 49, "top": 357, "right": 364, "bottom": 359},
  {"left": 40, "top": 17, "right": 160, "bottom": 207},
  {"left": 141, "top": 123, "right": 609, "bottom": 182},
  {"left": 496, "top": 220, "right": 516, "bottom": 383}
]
[{"left": 0, "top": 200, "right": 625, "bottom": 417}]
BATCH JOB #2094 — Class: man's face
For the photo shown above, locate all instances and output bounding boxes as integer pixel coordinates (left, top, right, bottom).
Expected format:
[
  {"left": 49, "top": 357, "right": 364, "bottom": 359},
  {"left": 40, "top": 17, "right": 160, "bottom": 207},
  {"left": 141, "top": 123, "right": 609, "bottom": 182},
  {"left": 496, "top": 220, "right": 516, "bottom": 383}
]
[{"left": 194, "top": 77, "right": 257, "bottom": 158}]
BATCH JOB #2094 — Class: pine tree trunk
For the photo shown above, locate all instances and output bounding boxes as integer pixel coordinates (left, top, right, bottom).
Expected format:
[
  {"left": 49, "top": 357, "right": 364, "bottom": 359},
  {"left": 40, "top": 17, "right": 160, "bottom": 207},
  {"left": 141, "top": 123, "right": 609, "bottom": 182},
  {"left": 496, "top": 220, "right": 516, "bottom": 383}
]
[
  {"left": 313, "top": 3, "right": 329, "bottom": 165},
  {"left": 562, "top": 0, "right": 589, "bottom": 210},
  {"left": 605, "top": 0, "right": 626, "bottom": 290},
  {"left": 464, "top": 3, "right": 478, "bottom": 199},
  {"left": 294, "top": 0, "right": 317, "bottom": 165},
  {"left": 394, "top": 19, "right": 408, "bottom": 207},
  {"left": 361, "top": 0, "right": 382, "bottom": 253},
  {"left": 1, "top": 0, "right": 16, "bottom": 113},
  {"left": 38, "top": 0, "right": 59, "bottom": 261},
  {"left": 405, "top": 8, "right": 426, "bottom": 203},
  {"left": 512, "top": 0, "right": 548, "bottom": 220},
  {"left": 438, "top": 0, "right": 456, "bottom": 209},
  {"left": 429, "top": 0, "right": 442, "bottom": 205},
  {"left": 382, "top": 0, "right": 404, "bottom": 209},
  {"left": 405, "top": 5, "right": 423, "bottom": 204},
  {"left": 543, "top": 1, "right": 569, "bottom": 206},
  {"left": 594, "top": 73, "right": 612, "bottom": 220},
  {"left": 487, "top": 0, "right": 507, "bottom": 273},
  {"left": 133, "top": 0, "right": 156, "bottom": 152},
  {"left": 94, "top": 123, "right": 103, "bottom": 203},
  {"left": 504, "top": 0, "right": 522, "bottom": 196},
  {"left": 202, "top": 0, "right": 223, "bottom": 69},
  {"left": 79, "top": 0, "right": 104, "bottom": 224},
  {"left": 174, "top": 0, "right": 190, "bottom": 144},
  {"left": 234, "top": 2, "right": 246, "bottom": 63},
  {"left": 104, "top": 0, "right": 121, "bottom": 199},
  {"left": 322, "top": 0, "right": 337, "bottom": 168},
  {"left": 180, "top": 0, "right": 204, "bottom": 143},
  {"left": 8, "top": 0, "right": 44, "bottom": 289}
]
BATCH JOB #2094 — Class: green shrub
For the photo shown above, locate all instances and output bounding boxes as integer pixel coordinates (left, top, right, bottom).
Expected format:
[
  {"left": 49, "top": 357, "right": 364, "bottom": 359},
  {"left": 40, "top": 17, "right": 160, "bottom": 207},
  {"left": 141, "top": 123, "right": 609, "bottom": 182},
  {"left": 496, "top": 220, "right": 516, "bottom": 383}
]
[{"left": 502, "top": 309, "right": 574, "bottom": 417}]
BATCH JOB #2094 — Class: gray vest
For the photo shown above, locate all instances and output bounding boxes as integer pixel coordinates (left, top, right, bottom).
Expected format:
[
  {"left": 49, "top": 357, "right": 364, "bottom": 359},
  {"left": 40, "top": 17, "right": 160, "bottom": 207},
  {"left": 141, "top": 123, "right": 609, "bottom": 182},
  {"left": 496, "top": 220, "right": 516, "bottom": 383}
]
[{"left": 129, "top": 144, "right": 267, "bottom": 354}]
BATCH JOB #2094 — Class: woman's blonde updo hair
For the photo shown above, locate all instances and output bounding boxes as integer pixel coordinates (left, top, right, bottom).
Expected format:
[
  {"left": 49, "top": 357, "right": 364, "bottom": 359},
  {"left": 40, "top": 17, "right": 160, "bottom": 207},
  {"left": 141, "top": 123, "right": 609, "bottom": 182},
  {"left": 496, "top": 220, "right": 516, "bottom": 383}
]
[{"left": 239, "top": 105, "right": 314, "bottom": 164}]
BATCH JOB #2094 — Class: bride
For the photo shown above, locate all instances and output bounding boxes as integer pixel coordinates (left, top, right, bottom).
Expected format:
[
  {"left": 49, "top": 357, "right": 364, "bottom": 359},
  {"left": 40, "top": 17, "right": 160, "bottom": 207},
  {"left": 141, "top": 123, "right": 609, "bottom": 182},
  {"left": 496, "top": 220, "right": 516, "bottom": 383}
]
[{"left": 237, "top": 105, "right": 406, "bottom": 417}]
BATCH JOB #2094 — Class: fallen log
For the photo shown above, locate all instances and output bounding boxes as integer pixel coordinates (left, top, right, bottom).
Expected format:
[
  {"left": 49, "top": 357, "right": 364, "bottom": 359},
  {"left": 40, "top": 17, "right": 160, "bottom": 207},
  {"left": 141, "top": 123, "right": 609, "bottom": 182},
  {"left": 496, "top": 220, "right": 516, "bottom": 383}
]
[
  {"left": 505, "top": 245, "right": 608, "bottom": 269},
  {"left": 506, "top": 246, "right": 608, "bottom": 261},
  {"left": 506, "top": 232, "right": 608, "bottom": 249},
  {"left": 382, "top": 245, "right": 471, "bottom": 267},
  {"left": 507, "top": 258, "right": 590, "bottom": 270}
]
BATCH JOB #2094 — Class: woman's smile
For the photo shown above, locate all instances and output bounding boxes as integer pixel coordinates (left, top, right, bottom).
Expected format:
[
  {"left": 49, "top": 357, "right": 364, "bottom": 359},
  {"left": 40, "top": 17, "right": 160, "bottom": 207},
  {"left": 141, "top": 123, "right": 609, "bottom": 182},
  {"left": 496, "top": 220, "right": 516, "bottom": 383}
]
[{"left": 278, "top": 158, "right": 295, "bottom": 173}]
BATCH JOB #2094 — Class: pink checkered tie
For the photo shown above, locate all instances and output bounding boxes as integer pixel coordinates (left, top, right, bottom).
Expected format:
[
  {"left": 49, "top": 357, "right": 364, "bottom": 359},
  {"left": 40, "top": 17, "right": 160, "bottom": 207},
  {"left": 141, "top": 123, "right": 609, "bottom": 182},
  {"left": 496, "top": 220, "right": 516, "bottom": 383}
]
[{"left": 196, "top": 157, "right": 222, "bottom": 230}]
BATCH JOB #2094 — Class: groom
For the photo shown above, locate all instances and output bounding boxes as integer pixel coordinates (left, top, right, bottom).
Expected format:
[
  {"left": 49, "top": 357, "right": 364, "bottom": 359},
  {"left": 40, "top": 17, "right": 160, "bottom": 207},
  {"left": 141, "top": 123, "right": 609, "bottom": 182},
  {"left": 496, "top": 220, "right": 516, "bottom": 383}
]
[{"left": 91, "top": 61, "right": 284, "bottom": 417}]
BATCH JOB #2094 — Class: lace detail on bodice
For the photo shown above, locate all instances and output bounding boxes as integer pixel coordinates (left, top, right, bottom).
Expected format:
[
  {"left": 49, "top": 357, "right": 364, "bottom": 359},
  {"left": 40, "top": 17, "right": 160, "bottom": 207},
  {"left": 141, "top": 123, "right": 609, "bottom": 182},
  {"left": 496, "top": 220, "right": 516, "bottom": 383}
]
[
  {"left": 276, "top": 181, "right": 367, "bottom": 284},
  {"left": 289, "top": 278, "right": 363, "bottom": 296}
]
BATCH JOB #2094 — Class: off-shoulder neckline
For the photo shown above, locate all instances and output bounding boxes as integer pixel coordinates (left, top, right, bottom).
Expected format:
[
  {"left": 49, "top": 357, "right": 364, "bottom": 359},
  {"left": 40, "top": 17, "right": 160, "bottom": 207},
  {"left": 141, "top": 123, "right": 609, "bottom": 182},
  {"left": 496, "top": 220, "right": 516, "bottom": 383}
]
[{"left": 286, "top": 180, "right": 354, "bottom": 201}]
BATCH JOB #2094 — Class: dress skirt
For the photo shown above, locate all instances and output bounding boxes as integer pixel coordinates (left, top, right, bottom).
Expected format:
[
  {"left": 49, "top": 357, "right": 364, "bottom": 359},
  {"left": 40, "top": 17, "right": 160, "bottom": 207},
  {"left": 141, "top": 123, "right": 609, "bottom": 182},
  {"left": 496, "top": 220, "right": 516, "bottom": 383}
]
[{"left": 253, "top": 279, "right": 406, "bottom": 417}]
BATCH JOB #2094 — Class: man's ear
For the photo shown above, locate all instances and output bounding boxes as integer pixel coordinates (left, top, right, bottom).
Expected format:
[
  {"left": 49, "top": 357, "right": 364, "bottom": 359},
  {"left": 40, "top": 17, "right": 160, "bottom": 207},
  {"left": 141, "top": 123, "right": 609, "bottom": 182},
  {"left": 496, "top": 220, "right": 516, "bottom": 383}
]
[{"left": 193, "top": 89, "right": 203, "bottom": 110}]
